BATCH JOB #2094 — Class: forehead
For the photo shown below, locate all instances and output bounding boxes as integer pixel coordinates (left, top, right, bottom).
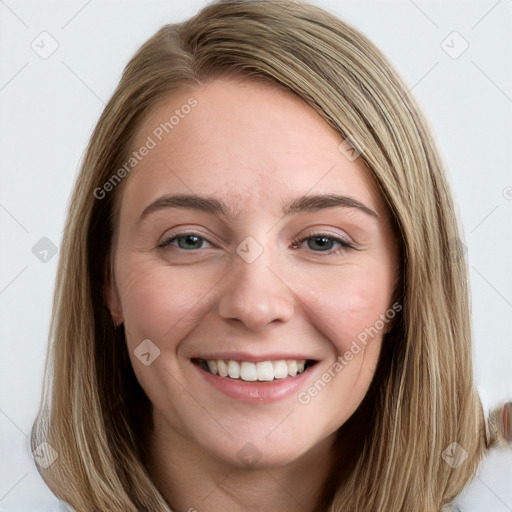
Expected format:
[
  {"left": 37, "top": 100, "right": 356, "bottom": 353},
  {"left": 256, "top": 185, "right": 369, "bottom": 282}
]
[{"left": 121, "top": 77, "right": 383, "bottom": 220}]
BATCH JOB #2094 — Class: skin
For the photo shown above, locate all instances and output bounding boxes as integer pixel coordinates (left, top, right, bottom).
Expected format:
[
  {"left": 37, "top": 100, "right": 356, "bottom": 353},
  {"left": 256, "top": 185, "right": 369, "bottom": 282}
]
[{"left": 106, "top": 77, "right": 399, "bottom": 512}]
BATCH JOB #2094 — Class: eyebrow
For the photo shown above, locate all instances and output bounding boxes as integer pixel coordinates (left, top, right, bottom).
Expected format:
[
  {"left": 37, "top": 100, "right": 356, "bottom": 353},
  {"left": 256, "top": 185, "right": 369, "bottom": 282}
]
[{"left": 140, "top": 193, "right": 379, "bottom": 221}]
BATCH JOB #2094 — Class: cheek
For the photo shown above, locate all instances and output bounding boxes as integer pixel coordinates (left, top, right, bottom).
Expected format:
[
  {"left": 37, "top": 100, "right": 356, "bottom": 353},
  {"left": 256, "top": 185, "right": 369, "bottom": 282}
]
[
  {"left": 295, "top": 269, "right": 392, "bottom": 435},
  {"left": 116, "top": 259, "right": 212, "bottom": 346},
  {"left": 299, "top": 264, "right": 394, "bottom": 354}
]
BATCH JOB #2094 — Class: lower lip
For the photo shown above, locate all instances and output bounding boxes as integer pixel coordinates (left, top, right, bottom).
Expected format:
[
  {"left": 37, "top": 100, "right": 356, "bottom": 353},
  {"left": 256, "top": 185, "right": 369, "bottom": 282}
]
[{"left": 193, "top": 362, "right": 317, "bottom": 404}]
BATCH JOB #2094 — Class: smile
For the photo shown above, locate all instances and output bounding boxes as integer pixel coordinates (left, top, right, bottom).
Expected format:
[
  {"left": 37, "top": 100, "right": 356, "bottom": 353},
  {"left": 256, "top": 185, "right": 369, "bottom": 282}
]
[{"left": 193, "top": 358, "right": 316, "bottom": 382}]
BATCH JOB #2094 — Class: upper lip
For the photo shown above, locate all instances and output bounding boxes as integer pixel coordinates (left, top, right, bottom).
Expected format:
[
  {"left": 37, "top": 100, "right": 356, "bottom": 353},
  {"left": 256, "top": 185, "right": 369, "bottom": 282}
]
[{"left": 191, "top": 352, "right": 318, "bottom": 362}]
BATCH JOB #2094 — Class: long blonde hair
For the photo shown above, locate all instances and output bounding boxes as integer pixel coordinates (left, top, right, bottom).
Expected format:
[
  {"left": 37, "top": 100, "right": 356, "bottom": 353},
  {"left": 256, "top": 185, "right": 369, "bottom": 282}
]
[{"left": 31, "top": 1, "right": 499, "bottom": 510}]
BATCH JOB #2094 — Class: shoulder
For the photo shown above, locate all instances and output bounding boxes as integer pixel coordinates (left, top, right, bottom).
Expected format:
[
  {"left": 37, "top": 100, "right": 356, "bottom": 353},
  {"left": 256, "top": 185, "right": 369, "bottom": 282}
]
[{"left": 451, "top": 448, "right": 512, "bottom": 511}]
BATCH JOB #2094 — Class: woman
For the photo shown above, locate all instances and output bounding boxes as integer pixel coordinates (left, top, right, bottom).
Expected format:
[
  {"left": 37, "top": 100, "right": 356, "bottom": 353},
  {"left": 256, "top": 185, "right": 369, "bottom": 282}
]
[{"left": 30, "top": 1, "right": 511, "bottom": 511}]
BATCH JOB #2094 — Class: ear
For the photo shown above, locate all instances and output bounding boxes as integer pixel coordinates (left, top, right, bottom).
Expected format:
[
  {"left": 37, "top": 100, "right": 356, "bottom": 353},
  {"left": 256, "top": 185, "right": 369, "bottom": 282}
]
[{"left": 103, "top": 256, "right": 123, "bottom": 326}]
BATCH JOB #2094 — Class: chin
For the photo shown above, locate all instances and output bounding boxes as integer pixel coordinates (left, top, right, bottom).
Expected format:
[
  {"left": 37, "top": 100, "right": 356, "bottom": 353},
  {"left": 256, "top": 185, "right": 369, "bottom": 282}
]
[
  {"left": 197, "top": 424, "right": 322, "bottom": 471},
  {"left": 215, "top": 444, "right": 308, "bottom": 471}
]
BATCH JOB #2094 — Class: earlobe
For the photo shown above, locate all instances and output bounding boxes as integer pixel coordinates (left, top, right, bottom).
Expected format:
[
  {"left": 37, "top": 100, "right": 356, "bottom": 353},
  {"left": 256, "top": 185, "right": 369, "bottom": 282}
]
[{"left": 104, "top": 257, "right": 123, "bottom": 326}]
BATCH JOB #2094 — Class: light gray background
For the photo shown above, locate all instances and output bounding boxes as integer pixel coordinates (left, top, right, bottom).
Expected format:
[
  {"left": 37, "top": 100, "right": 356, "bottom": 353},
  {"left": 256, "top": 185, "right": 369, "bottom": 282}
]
[{"left": 0, "top": 0, "right": 511, "bottom": 510}]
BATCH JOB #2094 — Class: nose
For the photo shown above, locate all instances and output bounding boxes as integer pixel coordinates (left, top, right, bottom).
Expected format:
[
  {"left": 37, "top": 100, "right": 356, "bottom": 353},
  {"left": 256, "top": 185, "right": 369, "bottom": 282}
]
[{"left": 216, "top": 248, "right": 295, "bottom": 331}]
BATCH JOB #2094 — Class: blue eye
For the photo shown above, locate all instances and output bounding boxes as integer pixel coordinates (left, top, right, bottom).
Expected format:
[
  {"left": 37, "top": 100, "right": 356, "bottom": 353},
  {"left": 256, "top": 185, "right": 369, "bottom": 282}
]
[
  {"left": 292, "top": 233, "right": 355, "bottom": 255},
  {"left": 157, "top": 231, "right": 355, "bottom": 255},
  {"left": 157, "top": 232, "right": 211, "bottom": 250}
]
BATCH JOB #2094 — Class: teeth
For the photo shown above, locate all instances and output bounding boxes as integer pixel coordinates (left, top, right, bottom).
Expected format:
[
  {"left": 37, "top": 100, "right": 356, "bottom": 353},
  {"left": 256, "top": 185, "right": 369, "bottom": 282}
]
[
  {"left": 256, "top": 361, "right": 274, "bottom": 381},
  {"left": 228, "top": 360, "right": 240, "bottom": 379},
  {"left": 217, "top": 359, "right": 228, "bottom": 377},
  {"left": 207, "top": 360, "right": 217, "bottom": 375},
  {"left": 273, "top": 360, "right": 288, "bottom": 379},
  {"left": 240, "top": 361, "right": 257, "bottom": 381},
  {"left": 287, "top": 360, "right": 298, "bottom": 377},
  {"left": 199, "top": 358, "right": 310, "bottom": 381}
]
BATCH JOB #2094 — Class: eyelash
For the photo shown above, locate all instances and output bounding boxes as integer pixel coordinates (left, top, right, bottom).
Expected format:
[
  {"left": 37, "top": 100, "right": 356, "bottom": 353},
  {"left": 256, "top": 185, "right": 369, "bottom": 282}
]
[
  {"left": 291, "top": 232, "right": 356, "bottom": 255},
  {"left": 157, "top": 230, "right": 356, "bottom": 255}
]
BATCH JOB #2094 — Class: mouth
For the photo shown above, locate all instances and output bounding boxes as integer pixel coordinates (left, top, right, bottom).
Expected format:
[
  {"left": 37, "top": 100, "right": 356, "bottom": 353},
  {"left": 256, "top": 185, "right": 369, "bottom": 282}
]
[{"left": 191, "top": 357, "right": 318, "bottom": 382}]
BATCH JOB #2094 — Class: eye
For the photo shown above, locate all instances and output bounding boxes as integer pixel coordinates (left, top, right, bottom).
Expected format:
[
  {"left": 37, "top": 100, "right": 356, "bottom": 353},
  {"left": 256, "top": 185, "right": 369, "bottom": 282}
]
[
  {"left": 157, "top": 230, "right": 356, "bottom": 255},
  {"left": 157, "top": 231, "right": 213, "bottom": 251},
  {"left": 291, "top": 232, "right": 356, "bottom": 255}
]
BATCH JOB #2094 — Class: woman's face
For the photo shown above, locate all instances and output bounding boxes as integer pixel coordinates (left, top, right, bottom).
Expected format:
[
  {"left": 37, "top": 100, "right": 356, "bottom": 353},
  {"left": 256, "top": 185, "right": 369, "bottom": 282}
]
[{"left": 107, "top": 77, "right": 399, "bottom": 469}]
